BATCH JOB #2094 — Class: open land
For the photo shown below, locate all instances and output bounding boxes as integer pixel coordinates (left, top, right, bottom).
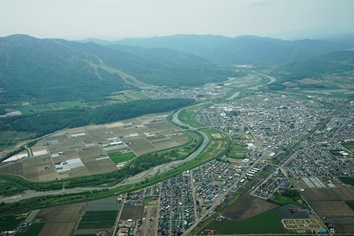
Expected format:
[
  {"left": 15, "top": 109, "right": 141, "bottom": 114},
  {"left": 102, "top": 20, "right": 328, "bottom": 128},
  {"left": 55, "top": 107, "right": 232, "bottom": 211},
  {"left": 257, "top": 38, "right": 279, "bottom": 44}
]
[
  {"left": 0, "top": 113, "right": 187, "bottom": 181},
  {"left": 223, "top": 194, "right": 279, "bottom": 221}
]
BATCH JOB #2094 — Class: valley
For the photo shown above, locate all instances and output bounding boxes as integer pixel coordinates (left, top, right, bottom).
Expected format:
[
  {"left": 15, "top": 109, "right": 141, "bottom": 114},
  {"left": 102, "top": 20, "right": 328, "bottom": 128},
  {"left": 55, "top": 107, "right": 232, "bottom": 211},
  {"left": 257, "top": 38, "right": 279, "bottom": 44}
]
[{"left": 0, "top": 34, "right": 354, "bottom": 236}]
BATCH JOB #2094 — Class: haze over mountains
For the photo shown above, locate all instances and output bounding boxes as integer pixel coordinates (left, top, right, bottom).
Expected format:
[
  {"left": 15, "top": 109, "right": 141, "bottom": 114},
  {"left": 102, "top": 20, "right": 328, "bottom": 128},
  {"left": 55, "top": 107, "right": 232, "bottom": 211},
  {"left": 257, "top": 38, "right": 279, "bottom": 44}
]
[{"left": 0, "top": 34, "right": 353, "bottom": 103}]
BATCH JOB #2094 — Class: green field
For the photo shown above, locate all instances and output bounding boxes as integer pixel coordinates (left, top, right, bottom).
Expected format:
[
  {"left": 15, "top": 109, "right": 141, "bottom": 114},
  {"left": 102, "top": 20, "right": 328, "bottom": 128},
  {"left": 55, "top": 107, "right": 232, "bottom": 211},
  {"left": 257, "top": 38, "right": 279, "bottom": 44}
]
[
  {"left": 178, "top": 106, "right": 205, "bottom": 128},
  {"left": 151, "top": 139, "right": 171, "bottom": 144},
  {"left": 108, "top": 95, "right": 127, "bottom": 101},
  {"left": 77, "top": 211, "right": 118, "bottom": 229},
  {"left": 32, "top": 104, "right": 51, "bottom": 113},
  {"left": 342, "top": 142, "right": 354, "bottom": 152},
  {"left": 228, "top": 143, "right": 247, "bottom": 159},
  {"left": 201, "top": 210, "right": 287, "bottom": 234},
  {"left": 16, "top": 223, "right": 45, "bottom": 236},
  {"left": 108, "top": 152, "right": 136, "bottom": 164},
  {"left": 131, "top": 91, "right": 148, "bottom": 99},
  {"left": 339, "top": 176, "right": 354, "bottom": 185},
  {"left": 50, "top": 100, "right": 87, "bottom": 110},
  {"left": 0, "top": 214, "right": 26, "bottom": 231},
  {"left": 18, "top": 105, "right": 36, "bottom": 115}
]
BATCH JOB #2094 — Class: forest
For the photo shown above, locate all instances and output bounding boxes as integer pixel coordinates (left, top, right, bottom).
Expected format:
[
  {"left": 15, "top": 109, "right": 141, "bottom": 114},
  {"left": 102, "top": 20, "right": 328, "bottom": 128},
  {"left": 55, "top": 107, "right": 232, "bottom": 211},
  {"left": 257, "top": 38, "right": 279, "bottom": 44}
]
[{"left": 0, "top": 98, "right": 195, "bottom": 138}]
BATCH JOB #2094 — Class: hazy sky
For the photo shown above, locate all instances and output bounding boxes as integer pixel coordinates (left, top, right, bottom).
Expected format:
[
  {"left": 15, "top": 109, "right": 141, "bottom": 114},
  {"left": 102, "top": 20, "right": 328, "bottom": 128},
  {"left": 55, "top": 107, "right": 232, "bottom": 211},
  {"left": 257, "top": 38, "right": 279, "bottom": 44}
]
[{"left": 1, "top": 0, "right": 353, "bottom": 40}]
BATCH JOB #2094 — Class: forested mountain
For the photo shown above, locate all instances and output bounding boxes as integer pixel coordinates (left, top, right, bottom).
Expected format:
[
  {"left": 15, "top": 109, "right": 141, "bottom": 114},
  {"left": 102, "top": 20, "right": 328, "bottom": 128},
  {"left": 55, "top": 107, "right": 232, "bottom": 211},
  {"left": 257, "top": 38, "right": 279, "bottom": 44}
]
[
  {"left": 0, "top": 34, "right": 352, "bottom": 104},
  {"left": 0, "top": 35, "right": 234, "bottom": 102},
  {"left": 324, "top": 34, "right": 354, "bottom": 47},
  {"left": 206, "top": 35, "right": 352, "bottom": 65},
  {"left": 90, "top": 35, "right": 353, "bottom": 66},
  {"left": 273, "top": 50, "right": 354, "bottom": 80},
  {"left": 116, "top": 34, "right": 232, "bottom": 57}
]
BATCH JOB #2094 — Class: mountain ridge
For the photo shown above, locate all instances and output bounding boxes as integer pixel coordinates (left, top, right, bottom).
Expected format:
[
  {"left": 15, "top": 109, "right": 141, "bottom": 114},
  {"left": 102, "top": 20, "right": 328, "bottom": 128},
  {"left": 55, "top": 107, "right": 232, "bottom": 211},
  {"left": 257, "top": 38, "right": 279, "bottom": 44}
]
[{"left": 0, "top": 34, "right": 235, "bottom": 102}]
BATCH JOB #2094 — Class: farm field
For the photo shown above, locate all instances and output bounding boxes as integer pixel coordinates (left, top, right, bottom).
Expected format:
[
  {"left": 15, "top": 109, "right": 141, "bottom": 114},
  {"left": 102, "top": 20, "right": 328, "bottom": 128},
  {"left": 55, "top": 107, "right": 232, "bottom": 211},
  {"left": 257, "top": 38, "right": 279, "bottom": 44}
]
[
  {"left": 38, "top": 222, "right": 75, "bottom": 236},
  {"left": 26, "top": 203, "right": 87, "bottom": 236},
  {"left": 200, "top": 194, "right": 316, "bottom": 235},
  {"left": 223, "top": 194, "right": 279, "bottom": 221},
  {"left": 202, "top": 208, "right": 287, "bottom": 234},
  {"left": 120, "top": 205, "right": 144, "bottom": 220},
  {"left": 77, "top": 211, "right": 118, "bottom": 229},
  {"left": 301, "top": 187, "right": 354, "bottom": 234},
  {"left": 85, "top": 197, "right": 122, "bottom": 211},
  {"left": 73, "top": 198, "right": 121, "bottom": 235},
  {"left": 35, "top": 203, "right": 86, "bottom": 222},
  {"left": 1, "top": 113, "right": 187, "bottom": 181},
  {"left": 108, "top": 151, "right": 136, "bottom": 164}
]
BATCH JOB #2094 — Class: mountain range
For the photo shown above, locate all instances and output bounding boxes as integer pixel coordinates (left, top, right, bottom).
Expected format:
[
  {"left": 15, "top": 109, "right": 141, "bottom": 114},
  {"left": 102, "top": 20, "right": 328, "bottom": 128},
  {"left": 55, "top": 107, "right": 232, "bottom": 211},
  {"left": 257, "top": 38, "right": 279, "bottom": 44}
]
[
  {"left": 0, "top": 34, "right": 234, "bottom": 102},
  {"left": 0, "top": 34, "right": 353, "bottom": 103}
]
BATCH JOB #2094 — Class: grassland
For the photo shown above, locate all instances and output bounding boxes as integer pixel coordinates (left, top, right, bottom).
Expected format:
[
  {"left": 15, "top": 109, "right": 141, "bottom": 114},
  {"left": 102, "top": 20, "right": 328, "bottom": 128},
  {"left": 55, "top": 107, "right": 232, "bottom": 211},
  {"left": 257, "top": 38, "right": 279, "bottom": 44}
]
[
  {"left": 108, "top": 152, "right": 136, "bottom": 164},
  {"left": 131, "top": 91, "right": 148, "bottom": 99},
  {"left": 77, "top": 211, "right": 118, "bottom": 229},
  {"left": 178, "top": 106, "right": 206, "bottom": 128},
  {"left": 228, "top": 143, "right": 247, "bottom": 159}
]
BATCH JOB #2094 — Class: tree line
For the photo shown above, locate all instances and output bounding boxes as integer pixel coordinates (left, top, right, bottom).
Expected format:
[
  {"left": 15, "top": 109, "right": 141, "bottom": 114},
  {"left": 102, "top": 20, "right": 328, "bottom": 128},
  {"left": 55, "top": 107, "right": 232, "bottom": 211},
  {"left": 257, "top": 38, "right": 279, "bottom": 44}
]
[{"left": 0, "top": 98, "right": 195, "bottom": 138}]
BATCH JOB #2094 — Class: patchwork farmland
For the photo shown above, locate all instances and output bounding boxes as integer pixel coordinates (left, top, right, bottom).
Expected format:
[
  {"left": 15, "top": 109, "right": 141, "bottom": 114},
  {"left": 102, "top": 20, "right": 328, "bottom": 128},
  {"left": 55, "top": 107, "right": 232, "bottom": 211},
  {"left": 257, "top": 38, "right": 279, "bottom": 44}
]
[{"left": 0, "top": 113, "right": 188, "bottom": 181}]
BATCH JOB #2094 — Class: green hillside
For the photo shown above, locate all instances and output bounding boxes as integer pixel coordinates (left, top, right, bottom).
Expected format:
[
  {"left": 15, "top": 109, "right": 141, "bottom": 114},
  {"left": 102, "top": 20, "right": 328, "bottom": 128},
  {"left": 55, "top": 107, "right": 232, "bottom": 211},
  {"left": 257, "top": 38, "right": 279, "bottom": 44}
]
[{"left": 0, "top": 35, "right": 235, "bottom": 103}]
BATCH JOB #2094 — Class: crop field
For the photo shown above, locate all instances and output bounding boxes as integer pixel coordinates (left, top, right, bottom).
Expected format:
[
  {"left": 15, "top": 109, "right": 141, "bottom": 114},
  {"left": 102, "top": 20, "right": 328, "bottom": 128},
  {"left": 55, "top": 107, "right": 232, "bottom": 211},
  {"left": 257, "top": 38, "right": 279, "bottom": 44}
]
[
  {"left": 108, "top": 151, "right": 136, "bottom": 164},
  {"left": 130, "top": 138, "right": 158, "bottom": 155},
  {"left": 85, "top": 197, "right": 122, "bottom": 211},
  {"left": 301, "top": 187, "right": 354, "bottom": 201},
  {"left": 120, "top": 205, "right": 144, "bottom": 220},
  {"left": 0, "top": 155, "right": 58, "bottom": 181},
  {"left": 291, "top": 178, "right": 309, "bottom": 189},
  {"left": 310, "top": 201, "right": 354, "bottom": 217},
  {"left": 200, "top": 194, "right": 315, "bottom": 235},
  {"left": 35, "top": 203, "right": 86, "bottom": 222},
  {"left": 301, "top": 187, "right": 354, "bottom": 219},
  {"left": 77, "top": 211, "right": 118, "bottom": 229},
  {"left": 1, "top": 113, "right": 186, "bottom": 180},
  {"left": 202, "top": 208, "right": 287, "bottom": 234},
  {"left": 223, "top": 194, "right": 278, "bottom": 221},
  {"left": 38, "top": 222, "right": 75, "bottom": 236},
  {"left": 31, "top": 203, "right": 86, "bottom": 236}
]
